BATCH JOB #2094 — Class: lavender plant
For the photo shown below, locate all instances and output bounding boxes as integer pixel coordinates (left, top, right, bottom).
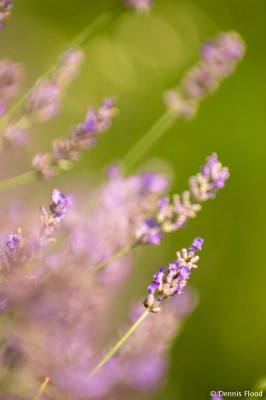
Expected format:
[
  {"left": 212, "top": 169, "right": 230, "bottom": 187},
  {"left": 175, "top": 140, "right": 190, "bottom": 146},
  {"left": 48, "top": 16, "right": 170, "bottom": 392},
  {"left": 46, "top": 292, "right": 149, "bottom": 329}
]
[{"left": 0, "top": 2, "right": 246, "bottom": 400}]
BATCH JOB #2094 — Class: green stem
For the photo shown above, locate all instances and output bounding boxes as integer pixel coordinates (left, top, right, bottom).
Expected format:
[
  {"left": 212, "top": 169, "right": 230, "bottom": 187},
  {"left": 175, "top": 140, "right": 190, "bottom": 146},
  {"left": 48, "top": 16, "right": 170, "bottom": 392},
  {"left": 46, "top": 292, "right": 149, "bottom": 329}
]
[
  {"left": 91, "top": 309, "right": 149, "bottom": 375},
  {"left": 91, "top": 241, "right": 139, "bottom": 273},
  {"left": 121, "top": 109, "right": 177, "bottom": 175},
  {"left": 69, "top": 4, "right": 123, "bottom": 49},
  {"left": 33, "top": 376, "right": 50, "bottom": 400},
  {"left": 78, "top": 241, "right": 139, "bottom": 292},
  {"left": 0, "top": 170, "right": 36, "bottom": 192}
]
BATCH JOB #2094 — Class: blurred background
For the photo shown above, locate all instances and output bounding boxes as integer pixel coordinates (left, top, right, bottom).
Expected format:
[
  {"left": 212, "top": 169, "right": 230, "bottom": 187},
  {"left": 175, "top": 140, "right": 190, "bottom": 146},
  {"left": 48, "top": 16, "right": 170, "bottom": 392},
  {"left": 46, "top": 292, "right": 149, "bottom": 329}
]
[{"left": 1, "top": 0, "right": 266, "bottom": 399}]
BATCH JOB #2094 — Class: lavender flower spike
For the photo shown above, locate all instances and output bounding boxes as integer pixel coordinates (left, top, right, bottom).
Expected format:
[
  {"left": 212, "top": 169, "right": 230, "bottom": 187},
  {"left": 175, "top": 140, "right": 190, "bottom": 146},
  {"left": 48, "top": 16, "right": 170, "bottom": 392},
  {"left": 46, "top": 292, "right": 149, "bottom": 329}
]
[
  {"left": 33, "top": 98, "right": 118, "bottom": 179},
  {"left": 137, "top": 153, "right": 229, "bottom": 246},
  {"left": 165, "top": 31, "right": 245, "bottom": 118},
  {"left": 144, "top": 238, "right": 203, "bottom": 313},
  {"left": 25, "top": 49, "right": 84, "bottom": 122},
  {"left": 189, "top": 153, "right": 230, "bottom": 201}
]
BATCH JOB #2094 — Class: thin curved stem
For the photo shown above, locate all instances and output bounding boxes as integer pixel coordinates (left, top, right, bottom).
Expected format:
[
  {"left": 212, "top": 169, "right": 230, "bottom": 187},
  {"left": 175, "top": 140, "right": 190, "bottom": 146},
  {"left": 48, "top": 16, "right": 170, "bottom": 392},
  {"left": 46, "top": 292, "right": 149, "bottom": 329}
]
[
  {"left": 33, "top": 376, "right": 50, "bottom": 400},
  {"left": 32, "top": 310, "right": 149, "bottom": 397},
  {"left": 91, "top": 309, "right": 149, "bottom": 375},
  {"left": 121, "top": 109, "right": 177, "bottom": 175},
  {"left": 69, "top": 4, "right": 123, "bottom": 49},
  {"left": 0, "top": 170, "right": 36, "bottom": 192},
  {"left": 92, "top": 240, "right": 139, "bottom": 274},
  {"left": 78, "top": 240, "right": 139, "bottom": 293}
]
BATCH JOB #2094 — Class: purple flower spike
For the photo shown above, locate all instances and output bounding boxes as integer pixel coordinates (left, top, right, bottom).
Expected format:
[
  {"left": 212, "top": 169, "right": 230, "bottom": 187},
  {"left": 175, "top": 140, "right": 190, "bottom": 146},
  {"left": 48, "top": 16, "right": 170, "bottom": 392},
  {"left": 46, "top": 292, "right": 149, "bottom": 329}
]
[
  {"left": 189, "top": 153, "right": 229, "bottom": 201},
  {"left": 144, "top": 238, "right": 203, "bottom": 312},
  {"left": 165, "top": 31, "right": 245, "bottom": 118},
  {"left": 33, "top": 99, "right": 117, "bottom": 179},
  {"left": 136, "top": 154, "right": 228, "bottom": 245},
  {"left": 26, "top": 49, "right": 84, "bottom": 122}
]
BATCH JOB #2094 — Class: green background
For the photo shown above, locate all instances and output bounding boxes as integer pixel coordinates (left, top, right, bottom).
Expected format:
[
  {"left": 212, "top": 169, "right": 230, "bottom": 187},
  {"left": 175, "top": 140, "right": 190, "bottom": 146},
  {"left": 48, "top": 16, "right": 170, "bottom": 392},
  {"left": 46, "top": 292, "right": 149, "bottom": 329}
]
[{"left": 1, "top": 0, "right": 266, "bottom": 399}]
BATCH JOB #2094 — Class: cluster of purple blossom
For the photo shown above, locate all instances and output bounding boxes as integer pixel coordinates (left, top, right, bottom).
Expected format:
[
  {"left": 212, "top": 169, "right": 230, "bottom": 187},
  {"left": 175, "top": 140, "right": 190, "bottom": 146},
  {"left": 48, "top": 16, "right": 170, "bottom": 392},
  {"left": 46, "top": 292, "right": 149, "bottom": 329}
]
[
  {"left": 137, "top": 153, "right": 229, "bottom": 245},
  {"left": 32, "top": 98, "right": 117, "bottom": 179},
  {"left": 144, "top": 237, "right": 203, "bottom": 312},
  {"left": 0, "top": 189, "right": 72, "bottom": 283},
  {"left": 165, "top": 31, "right": 245, "bottom": 118},
  {"left": 25, "top": 49, "right": 85, "bottom": 122}
]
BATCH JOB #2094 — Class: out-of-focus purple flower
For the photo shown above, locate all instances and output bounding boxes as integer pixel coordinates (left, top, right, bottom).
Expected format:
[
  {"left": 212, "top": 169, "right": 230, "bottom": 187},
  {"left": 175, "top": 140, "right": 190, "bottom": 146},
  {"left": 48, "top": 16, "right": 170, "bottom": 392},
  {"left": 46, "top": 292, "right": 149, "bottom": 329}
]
[
  {"left": 0, "top": 0, "right": 13, "bottom": 29},
  {"left": 32, "top": 153, "right": 56, "bottom": 180},
  {"left": 126, "top": 355, "right": 166, "bottom": 390},
  {"left": 0, "top": 59, "right": 24, "bottom": 116},
  {"left": 113, "top": 290, "right": 198, "bottom": 395},
  {"left": 144, "top": 238, "right": 203, "bottom": 312},
  {"left": 141, "top": 172, "right": 169, "bottom": 194},
  {"left": 32, "top": 99, "right": 118, "bottom": 179},
  {"left": 136, "top": 217, "right": 163, "bottom": 245},
  {"left": 50, "top": 188, "right": 73, "bottom": 219},
  {"left": 125, "top": 0, "right": 153, "bottom": 12},
  {"left": 5, "top": 231, "right": 22, "bottom": 252},
  {"left": 3, "top": 123, "right": 28, "bottom": 147},
  {"left": 78, "top": 98, "right": 117, "bottom": 138},
  {"left": 25, "top": 79, "right": 60, "bottom": 122},
  {"left": 165, "top": 31, "right": 245, "bottom": 118},
  {"left": 54, "top": 49, "right": 85, "bottom": 86},
  {"left": 25, "top": 49, "right": 84, "bottom": 122}
]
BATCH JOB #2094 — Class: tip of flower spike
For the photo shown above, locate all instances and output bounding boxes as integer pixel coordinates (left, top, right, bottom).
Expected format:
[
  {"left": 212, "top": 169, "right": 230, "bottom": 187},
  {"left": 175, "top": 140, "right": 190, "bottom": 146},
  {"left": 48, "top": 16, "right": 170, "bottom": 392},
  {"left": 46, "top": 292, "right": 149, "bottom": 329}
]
[
  {"left": 189, "top": 237, "right": 204, "bottom": 252},
  {"left": 201, "top": 31, "right": 245, "bottom": 63},
  {"left": 165, "top": 31, "right": 245, "bottom": 118},
  {"left": 144, "top": 238, "right": 204, "bottom": 312},
  {"left": 50, "top": 189, "right": 73, "bottom": 219}
]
